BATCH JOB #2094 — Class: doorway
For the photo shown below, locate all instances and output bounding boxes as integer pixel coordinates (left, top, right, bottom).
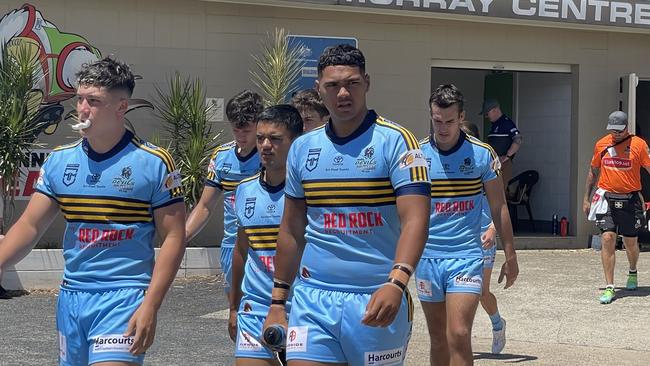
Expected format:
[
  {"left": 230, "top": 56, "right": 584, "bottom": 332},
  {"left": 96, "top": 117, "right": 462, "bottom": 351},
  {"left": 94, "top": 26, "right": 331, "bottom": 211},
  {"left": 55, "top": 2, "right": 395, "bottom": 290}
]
[
  {"left": 634, "top": 80, "right": 650, "bottom": 243},
  {"left": 430, "top": 65, "right": 574, "bottom": 235}
]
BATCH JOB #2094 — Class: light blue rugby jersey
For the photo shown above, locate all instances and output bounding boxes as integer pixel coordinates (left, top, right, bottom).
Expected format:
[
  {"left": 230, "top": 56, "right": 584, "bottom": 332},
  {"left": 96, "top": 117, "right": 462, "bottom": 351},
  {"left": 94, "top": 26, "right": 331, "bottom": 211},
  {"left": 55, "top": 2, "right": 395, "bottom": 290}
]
[
  {"left": 36, "top": 130, "right": 184, "bottom": 291},
  {"left": 235, "top": 172, "right": 290, "bottom": 316},
  {"left": 481, "top": 196, "right": 492, "bottom": 233},
  {"left": 421, "top": 132, "right": 499, "bottom": 258},
  {"left": 285, "top": 110, "right": 430, "bottom": 292},
  {"left": 205, "top": 142, "right": 260, "bottom": 249}
]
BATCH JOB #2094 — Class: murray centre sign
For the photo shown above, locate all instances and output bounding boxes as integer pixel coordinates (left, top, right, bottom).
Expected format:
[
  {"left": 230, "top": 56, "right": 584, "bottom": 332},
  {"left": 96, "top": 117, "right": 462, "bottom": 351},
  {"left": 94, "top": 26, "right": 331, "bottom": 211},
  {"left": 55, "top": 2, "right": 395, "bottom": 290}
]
[{"left": 290, "top": 0, "right": 650, "bottom": 30}]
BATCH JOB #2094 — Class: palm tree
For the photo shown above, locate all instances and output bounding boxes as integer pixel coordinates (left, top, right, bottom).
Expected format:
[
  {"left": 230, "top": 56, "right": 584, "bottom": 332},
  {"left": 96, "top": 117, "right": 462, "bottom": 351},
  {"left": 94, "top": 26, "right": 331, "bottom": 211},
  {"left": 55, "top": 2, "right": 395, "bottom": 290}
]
[
  {"left": 250, "top": 28, "right": 305, "bottom": 106},
  {"left": 0, "top": 43, "right": 44, "bottom": 233}
]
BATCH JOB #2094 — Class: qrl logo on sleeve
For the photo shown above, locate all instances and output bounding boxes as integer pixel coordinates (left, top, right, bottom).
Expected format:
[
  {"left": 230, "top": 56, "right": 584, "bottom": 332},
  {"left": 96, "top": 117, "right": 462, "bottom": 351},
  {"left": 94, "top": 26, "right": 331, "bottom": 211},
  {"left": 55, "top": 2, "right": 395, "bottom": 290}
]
[
  {"left": 91, "top": 335, "right": 134, "bottom": 353},
  {"left": 162, "top": 169, "right": 182, "bottom": 191},
  {"left": 398, "top": 149, "right": 427, "bottom": 170}
]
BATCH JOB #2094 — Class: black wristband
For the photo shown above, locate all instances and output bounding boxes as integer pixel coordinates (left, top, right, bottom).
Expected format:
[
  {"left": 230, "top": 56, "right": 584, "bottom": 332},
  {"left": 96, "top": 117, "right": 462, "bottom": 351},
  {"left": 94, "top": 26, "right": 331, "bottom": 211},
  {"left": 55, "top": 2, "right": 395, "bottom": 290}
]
[
  {"left": 392, "top": 264, "right": 413, "bottom": 277},
  {"left": 387, "top": 277, "right": 406, "bottom": 291},
  {"left": 271, "top": 299, "right": 286, "bottom": 305},
  {"left": 273, "top": 281, "right": 291, "bottom": 290}
]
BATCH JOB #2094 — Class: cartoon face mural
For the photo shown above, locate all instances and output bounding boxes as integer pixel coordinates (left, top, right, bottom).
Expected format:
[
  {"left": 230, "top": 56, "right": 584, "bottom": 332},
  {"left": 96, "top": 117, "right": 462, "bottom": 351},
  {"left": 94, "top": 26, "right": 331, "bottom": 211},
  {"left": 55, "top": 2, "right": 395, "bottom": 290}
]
[
  {"left": 1, "top": 3, "right": 101, "bottom": 103},
  {"left": 0, "top": 3, "right": 102, "bottom": 136}
]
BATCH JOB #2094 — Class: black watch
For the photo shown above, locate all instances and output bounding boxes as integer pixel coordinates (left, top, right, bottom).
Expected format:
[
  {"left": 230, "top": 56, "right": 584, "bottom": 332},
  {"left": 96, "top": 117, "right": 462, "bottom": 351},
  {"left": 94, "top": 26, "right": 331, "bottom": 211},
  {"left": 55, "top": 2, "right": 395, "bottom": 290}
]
[{"left": 506, "top": 154, "right": 513, "bottom": 159}]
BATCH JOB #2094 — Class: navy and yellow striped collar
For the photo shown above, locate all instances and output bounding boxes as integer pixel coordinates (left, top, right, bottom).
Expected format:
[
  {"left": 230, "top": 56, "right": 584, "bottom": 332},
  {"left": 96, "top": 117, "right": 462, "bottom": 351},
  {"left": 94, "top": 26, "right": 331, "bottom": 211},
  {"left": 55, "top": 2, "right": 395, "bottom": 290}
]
[
  {"left": 429, "top": 131, "right": 466, "bottom": 156},
  {"left": 82, "top": 129, "right": 133, "bottom": 162},
  {"left": 325, "top": 109, "right": 375, "bottom": 145}
]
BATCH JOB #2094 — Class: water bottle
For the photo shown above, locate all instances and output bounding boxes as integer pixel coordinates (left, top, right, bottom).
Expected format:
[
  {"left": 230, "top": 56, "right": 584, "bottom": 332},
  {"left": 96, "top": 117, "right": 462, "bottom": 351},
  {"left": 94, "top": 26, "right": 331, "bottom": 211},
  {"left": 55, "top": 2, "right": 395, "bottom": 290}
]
[
  {"left": 560, "top": 217, "right": 568, "bottom": 237},
  {"left": 263, "top": 324, "right": 286, "bottom": 351},
  {"left": 552, "top": 214, "right": 559, "bottom": 235}
]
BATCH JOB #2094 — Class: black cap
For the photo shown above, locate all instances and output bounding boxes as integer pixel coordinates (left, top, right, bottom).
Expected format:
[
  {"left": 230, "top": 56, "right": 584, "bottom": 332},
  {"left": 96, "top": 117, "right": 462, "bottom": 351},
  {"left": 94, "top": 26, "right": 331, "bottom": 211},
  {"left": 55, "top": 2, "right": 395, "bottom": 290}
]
[{"left": 479, "top": 98, "right": 499, "bottom": 115}]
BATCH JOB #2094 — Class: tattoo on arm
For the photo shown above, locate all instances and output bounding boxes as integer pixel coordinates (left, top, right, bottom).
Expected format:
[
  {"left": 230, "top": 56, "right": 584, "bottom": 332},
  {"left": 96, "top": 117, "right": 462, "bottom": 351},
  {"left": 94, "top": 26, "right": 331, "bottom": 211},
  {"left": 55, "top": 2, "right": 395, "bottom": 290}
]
[{"left": 584, "top": 167, "right": 600, "bottom": 199}]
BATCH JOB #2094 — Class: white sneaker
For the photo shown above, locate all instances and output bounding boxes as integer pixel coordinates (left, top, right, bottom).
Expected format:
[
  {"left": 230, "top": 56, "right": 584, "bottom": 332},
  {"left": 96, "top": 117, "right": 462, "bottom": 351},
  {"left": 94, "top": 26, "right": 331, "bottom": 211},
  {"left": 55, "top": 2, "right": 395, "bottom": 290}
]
[{"left": 491, "top": 318, "right": 506, "bottom": 354}]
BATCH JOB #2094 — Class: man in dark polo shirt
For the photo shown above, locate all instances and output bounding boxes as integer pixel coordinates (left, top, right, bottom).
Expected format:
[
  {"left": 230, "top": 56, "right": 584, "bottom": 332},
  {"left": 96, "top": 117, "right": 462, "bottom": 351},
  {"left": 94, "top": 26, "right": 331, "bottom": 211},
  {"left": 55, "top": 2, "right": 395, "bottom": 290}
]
[{"left": 481, "top": 98, "right": 523, "bottom": 193}]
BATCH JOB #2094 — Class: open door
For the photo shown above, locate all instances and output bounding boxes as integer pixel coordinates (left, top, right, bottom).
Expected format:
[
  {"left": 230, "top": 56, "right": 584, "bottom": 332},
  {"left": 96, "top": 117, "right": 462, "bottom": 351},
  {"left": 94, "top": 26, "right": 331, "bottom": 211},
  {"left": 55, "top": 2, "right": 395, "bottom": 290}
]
[
  {"left": 621, "top": 73, "right": 650, "bottom": 241},
  {"left": 482, "top": 72, "right": 514, "bottom": 139},
  {"left": 620, "top": 73, "right": 639, "bottom": 134}
]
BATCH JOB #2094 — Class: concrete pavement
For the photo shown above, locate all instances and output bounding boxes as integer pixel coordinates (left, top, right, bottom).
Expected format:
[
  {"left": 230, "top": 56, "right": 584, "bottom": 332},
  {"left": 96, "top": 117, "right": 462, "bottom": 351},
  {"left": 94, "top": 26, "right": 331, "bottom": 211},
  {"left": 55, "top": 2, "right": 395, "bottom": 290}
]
[
  {"left": 1, "top": 250, "right": 649, "bottom": 365},
  {"left": 408, "top": 249, "right": 650, "bottom": 366}
]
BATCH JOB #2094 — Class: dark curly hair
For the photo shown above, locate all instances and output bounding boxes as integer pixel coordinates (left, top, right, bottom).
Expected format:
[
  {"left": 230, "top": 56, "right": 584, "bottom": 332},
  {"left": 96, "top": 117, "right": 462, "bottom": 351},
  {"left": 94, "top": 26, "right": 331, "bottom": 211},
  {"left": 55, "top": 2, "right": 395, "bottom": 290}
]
[
  {"left": 257, "top": 104, "right": 304, "bottom": 138},
  {"left": 226, "top": 90, "right": 264, "bottom": 128},
  {"left": 429, "top": 84, "right": 465, "bottom": 114},
  {"left": 317, "top": 44, "right": 365, "bottom": 76},
  {"left": 76, "top": 57, "right": 135, "bottom": 97}
]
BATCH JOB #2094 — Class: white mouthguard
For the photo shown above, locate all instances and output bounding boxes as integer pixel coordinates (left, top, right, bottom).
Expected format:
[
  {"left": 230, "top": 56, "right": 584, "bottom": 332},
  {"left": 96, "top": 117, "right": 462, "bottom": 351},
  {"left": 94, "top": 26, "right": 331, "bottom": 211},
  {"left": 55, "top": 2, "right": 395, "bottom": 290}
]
[{"left": 71, "top": 119, "right": 92, "bottom": 131}]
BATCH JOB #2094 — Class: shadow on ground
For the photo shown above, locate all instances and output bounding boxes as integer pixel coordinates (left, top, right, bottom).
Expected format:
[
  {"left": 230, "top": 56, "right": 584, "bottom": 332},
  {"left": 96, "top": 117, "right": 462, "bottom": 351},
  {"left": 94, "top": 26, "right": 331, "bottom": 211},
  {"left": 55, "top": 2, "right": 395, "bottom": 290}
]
[
  {"left": 611, "top": 286, "right": 650, "bottom": 300},
  {"left": 474, "top": 352, "right": 538, "bottom": 363}
]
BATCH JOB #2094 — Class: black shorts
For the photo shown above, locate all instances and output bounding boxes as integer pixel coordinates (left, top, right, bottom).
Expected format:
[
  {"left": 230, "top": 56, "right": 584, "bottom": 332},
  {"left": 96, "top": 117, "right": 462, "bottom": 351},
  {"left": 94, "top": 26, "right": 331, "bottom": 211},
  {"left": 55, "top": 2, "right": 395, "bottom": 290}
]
[{"left": 596, "top": 192, "right": 645, "bottom": 237}]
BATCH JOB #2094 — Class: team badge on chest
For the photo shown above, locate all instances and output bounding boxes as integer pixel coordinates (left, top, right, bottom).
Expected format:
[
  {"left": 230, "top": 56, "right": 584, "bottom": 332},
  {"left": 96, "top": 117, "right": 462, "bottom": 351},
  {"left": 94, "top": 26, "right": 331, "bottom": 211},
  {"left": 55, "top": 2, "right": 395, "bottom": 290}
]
[
  {"left": 245, "top": 197, "right": 256, "bottom": 219},
  {"left": 63, "top": 164, "right": 80, "bottom": 186},
  {"left": 222, "top": 163, "right": 232, "bottom": 175},
  {"left": 306, "top": 148, "right": 321, "bottom": 172}
]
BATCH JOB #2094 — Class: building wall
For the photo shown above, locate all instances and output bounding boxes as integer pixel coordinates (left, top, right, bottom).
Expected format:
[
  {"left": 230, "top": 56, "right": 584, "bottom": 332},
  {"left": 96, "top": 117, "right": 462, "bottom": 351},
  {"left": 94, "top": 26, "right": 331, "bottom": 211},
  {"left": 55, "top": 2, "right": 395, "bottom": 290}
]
[
  {"left": 430, "top": 67, "right": 486, "bottom": 132},
  {"left": 3, "top": 0, "right": 650, "bottom": 245}
]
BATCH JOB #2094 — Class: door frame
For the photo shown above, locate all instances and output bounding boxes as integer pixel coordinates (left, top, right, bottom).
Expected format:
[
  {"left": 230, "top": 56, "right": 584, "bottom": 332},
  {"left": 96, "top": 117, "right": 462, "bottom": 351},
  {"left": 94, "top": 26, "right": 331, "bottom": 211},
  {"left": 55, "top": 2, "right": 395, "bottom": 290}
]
[
  {"left": 431, "top": 60, "right": 572, "bottom": 73},
  {"left": 430, "top": 59, "right": 576, "bottom": 235}
]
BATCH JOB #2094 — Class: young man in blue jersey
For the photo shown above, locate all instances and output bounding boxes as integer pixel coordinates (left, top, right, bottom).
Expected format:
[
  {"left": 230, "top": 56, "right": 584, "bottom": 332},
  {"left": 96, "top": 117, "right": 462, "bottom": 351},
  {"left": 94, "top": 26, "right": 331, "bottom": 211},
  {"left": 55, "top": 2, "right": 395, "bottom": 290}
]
[
  {"left": 290, "top": 89, "right": 329, "bottom": 132},
  {"left": 185, "top": 90, "right": 262, "bottom": 299},
  {"left": 416, "top": 84, "right": 518, "bottom": 366},
  {"left": 229, "top": 104, "right": 303, "bottom": 365},
  {"left": 0, "top": 57, "right": 186, "bottom": 365},
  {"left": 264, "top": 44, "right": 431, "bottom": 366},
  {"left": 461, "top": 121, "right": 508, "bottom": 354}
]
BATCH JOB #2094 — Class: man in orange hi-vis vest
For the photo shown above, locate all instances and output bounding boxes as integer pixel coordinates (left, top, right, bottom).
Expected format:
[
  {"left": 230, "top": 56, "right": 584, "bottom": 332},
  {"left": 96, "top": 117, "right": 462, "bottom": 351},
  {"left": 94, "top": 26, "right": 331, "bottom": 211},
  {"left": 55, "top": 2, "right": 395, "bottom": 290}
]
[{"left": 584, "top": 111, "right": 650, "bottom": 304}]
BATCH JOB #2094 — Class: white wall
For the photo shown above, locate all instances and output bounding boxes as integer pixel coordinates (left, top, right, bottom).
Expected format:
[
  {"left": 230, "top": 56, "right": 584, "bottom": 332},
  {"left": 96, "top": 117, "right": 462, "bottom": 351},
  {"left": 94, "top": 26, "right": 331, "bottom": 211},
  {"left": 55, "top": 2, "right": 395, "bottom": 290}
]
[{"left": 515, "top": 72, "right": 573, "bottom": 223}]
